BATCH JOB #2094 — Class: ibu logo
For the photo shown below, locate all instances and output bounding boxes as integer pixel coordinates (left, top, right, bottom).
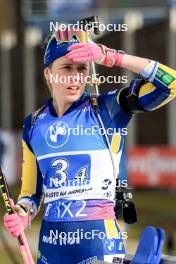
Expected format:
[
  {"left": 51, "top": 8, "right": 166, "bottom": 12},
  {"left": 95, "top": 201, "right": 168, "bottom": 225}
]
[{"left": 45, "top": 121, "right": 69, "bottom": 148}]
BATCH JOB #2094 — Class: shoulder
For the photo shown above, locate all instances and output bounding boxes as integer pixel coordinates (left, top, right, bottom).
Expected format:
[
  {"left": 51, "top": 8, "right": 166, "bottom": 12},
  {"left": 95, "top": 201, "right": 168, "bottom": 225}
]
[
  {"left": 23, "top": 100, "right": 50, "bottom": 131},
  {"left": 98, "top": 89, "right": 119, "bottom": 101},
  {"left": 97, "top": 89, "right": 121, "bottom": 111}
]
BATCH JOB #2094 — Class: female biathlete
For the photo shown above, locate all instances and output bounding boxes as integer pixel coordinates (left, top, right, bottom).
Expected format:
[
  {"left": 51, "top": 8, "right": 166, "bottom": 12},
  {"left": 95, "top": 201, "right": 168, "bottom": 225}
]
[{"left": 3, "top": 27, "right": 176, "bottom": 264}]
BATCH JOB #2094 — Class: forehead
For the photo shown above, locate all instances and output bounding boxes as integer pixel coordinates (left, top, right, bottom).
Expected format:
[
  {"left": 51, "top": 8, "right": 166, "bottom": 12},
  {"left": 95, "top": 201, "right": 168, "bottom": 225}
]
[{"left": 52, "top": 56, "right": 89, "bottom": 67}]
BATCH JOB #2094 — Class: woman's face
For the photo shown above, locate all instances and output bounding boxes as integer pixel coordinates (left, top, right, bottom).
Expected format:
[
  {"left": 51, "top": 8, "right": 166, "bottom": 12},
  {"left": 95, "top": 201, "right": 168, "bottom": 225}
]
[{"left": 44, "top": 56, "right": 89, "bottom": 105}]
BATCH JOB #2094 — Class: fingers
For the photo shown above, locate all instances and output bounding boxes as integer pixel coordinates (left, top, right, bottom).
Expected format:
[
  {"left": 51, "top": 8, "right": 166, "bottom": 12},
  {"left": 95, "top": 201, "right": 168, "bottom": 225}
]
[
  {"left": 69, "top": 56, "right": 92, "bottom": 63},
  {"left": 66, "top": 43, "right": 102, "bottom": 63},
  {"left": 10, "top": 225, "right": 22, "bottom": 234},
  {"left": 66, "top": 51, "right": 90, "bottom": 60},
  {"left": 4, "top": 212, "right": 19, "bottom": 222},
  {"left": 9, "top": 227, "right": 21, "bottom": 237},
  {"left": 11, "top": 231, "right": 21, "bottom": 237},
  {"left": 4, "top": 213, "right": 21, "bottom": 227},
  {"left": 66, "top": 47, "right": 90, "bottom": 59},
  {"left": 5, "top": 218, "right": 21, "bottom": 228},
  {"left": 67, "top": 46, "right": 90, "bottom": 55},
  {"left": 3, "top": 205, "right": 30, "bottom": 239},
  {"left": 67, "top": 43, "right": 87, "bottom": 51},
  {"left": 4, "top": 213, "right": 22, "bottom": 237},
  {"left": 11, "top": 226, "right": 23, "bottom": 237}
]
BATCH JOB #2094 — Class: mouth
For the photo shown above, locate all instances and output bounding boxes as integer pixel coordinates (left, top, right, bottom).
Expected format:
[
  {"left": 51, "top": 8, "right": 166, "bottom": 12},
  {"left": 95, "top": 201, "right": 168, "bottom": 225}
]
[{"left": 67, "top": 86, "right": 80, "bottom": 91}]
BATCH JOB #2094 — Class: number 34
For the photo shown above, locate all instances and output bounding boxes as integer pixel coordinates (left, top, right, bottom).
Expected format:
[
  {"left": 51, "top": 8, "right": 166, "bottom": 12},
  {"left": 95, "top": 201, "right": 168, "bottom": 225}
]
[{"left": 51, "top": 158, "right": 87, "bottom": 186}]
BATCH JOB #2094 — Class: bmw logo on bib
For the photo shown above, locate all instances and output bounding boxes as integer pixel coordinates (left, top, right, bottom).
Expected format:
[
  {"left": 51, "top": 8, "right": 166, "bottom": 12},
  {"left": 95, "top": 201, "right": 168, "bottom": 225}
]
[
  {"left": 45, "top": 121, "right": 69, "bottom": 148},
  {"left": 104, "top": 238, "right": 116, "bottom": 254}
]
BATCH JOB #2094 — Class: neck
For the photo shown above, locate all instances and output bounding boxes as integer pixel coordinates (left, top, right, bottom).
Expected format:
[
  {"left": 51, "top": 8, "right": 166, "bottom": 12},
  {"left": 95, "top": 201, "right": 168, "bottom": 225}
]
[{"left": 53, "top": 99, "right": 72, "bottom": 116}]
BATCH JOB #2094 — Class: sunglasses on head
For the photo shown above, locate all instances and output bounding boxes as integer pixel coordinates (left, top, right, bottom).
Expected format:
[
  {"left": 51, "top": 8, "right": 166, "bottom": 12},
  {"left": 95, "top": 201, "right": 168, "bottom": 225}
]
[
  {"left": 55, "top": 27, "right": 88, "bottom": 43},
  {"left": 44, "top": 27, "right": 88, "bottom": 48}
]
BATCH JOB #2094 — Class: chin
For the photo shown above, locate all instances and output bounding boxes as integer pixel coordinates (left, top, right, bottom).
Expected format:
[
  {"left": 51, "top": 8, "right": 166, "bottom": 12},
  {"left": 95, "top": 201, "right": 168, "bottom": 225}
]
[
  {"left": 66, "top": 94, "right": 81, "bottom": 103},
  {"left": 66, "top": 91, "right": 83, "bottom": 103}
]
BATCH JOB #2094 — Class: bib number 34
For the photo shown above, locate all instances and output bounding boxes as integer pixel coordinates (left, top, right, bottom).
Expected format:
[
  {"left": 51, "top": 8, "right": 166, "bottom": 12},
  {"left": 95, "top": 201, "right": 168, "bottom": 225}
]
[{"left": 50, "top": 158, "right": 88, "bottom": 187}]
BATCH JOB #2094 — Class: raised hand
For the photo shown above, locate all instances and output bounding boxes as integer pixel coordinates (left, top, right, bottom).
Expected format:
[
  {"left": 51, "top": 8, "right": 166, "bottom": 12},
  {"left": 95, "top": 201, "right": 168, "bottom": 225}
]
[{"left": 66, "top": 42, "right": 124, "bottom": 67}]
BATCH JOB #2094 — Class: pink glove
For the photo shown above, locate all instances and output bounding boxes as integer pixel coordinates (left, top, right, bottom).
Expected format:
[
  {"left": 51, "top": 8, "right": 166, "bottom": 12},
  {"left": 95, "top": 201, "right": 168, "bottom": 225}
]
[
  {"left": 4, "top": 204, "right": 31, "bottom": 237},
  {"left": 66, "top": 42, "right": 125, "bottom": 67}
]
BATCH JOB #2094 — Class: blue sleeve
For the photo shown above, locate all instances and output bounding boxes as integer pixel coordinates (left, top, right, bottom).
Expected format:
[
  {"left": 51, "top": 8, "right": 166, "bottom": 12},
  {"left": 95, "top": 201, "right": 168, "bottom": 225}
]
[
  {"left": 97, "top": 91, "right": 132, "bottom": 155},
  {"left": 98, "top": 90, "right": 132, "bottom": 130}
]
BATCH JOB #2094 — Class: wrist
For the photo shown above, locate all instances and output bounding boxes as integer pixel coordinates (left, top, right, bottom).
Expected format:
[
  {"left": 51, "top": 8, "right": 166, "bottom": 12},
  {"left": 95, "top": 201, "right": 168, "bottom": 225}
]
[
  {"left": 15, "top": 204, "right": 31, "bottom": 229},
  {"left": 114, "top": 50, "right": 126, "bottom": 67},
  {"left": 139, "top": 60, "right": 158, "bottom": 82},
  {"left": 96, "top": 44, "right": 125, "bottom": 67},
  {"left": 15, "top": 204, "right": 33, "bottom": 224}
]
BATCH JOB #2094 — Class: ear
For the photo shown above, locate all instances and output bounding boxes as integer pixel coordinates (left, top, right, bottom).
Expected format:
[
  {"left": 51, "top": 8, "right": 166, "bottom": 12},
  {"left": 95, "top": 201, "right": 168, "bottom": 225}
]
[{"left": 44, "top": 67, "right": 51, "bottom": 81}]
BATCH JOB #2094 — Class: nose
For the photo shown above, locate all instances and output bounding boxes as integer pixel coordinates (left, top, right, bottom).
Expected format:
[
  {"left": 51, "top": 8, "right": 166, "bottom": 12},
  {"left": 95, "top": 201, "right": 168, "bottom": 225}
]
[{"left": 69, "top": 70, "right": 81, "bottom": 84}]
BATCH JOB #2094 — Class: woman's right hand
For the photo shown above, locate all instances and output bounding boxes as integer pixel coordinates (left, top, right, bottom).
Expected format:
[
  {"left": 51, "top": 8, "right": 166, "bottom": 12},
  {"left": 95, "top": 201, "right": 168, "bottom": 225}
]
[
  {"left": 66, "top": 42, "right": 125, "bottom": 67},
  {"left": 3, "top": 203, "right": 31, "bottom": 237}
]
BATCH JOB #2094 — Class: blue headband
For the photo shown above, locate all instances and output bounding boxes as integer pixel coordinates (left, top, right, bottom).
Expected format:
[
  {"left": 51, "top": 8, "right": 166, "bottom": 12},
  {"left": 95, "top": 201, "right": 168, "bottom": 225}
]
[{"left": 43, "top": 35, "right": 79, "bottom": 68}]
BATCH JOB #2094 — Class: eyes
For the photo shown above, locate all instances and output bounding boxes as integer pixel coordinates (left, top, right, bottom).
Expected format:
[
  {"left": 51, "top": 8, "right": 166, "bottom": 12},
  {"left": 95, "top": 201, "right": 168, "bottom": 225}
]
[
  {"left": 78, "top": 65, "right": 88, "bottom": 71},
  {"left": 61, "top": 65, "right": 88, "bottom": 72}
]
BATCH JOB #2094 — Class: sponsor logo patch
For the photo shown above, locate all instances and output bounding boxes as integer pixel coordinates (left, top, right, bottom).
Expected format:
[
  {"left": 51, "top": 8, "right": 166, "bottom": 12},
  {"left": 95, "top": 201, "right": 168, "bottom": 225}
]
[{"left": 45, "top": 121, "right": 69, "bottom": 148}]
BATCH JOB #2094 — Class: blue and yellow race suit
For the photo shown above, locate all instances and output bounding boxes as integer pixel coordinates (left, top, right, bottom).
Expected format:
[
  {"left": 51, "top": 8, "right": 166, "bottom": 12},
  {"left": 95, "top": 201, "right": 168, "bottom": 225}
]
[{"left": 18, "top": 61, "right": 176, "bottom": 264}]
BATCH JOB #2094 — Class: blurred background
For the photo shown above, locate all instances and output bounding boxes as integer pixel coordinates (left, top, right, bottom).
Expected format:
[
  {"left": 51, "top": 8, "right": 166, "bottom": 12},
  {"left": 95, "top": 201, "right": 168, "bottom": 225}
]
[{"left": 0, "top": 0, "right": 176, "bottom": 263}]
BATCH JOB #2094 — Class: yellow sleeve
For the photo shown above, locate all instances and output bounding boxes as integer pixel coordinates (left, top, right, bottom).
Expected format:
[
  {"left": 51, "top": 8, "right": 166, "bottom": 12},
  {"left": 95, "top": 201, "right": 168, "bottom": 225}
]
[{"left": 18, "top": 140, "right": 37, "bottom": 199}]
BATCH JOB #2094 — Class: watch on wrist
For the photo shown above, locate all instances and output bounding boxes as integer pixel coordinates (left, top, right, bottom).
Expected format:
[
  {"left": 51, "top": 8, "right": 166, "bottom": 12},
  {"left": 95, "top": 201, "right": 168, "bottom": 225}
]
[{"left": 18, "top": 204, "right": 34, "bottom": 216}]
